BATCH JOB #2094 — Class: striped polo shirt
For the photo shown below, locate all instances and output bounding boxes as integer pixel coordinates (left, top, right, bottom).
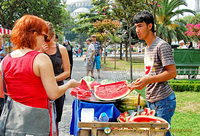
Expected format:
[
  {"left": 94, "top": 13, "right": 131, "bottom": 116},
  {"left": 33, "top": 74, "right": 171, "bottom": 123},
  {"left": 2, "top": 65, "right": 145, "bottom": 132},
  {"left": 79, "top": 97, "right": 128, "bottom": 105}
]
[{"left": 144, "top": 37, "right": 175, "bottom": 103}]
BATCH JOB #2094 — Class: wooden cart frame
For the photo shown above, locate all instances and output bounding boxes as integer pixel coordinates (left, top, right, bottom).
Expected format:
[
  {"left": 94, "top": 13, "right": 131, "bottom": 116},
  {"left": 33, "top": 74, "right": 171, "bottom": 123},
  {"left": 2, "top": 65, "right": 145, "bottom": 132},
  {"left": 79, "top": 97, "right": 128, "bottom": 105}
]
[{"left": 78, "top": 122, "right": 168, "bottom": 136}]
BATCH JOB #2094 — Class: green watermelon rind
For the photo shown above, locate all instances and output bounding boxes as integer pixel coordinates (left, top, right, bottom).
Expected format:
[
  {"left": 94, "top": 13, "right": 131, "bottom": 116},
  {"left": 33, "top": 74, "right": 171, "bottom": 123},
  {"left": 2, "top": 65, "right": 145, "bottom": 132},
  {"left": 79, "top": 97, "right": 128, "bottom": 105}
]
[
  {"left": 131, "top": 116, "right": 170, "bottom": 129},
  {"left": 94, "top": 81, "right": 130, "bottom": 101}
]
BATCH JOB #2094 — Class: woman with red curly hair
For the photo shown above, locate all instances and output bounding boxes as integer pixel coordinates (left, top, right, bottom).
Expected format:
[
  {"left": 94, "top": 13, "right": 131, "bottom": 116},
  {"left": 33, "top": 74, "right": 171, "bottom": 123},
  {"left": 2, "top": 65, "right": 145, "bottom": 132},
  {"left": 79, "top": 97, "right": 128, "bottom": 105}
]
[{"left": 0, "top": 15, "right": 80, "bottom": 135}]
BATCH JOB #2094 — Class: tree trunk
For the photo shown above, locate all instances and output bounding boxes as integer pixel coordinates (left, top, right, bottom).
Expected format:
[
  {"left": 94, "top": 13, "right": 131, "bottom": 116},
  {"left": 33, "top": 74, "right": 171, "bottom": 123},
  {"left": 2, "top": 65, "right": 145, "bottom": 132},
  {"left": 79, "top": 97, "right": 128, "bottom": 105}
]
[
  {"left": 128, "top": 26, "right": 133, "bottom": 81},
  {"left": 125, "top": 42, "right": 128, "bottom": 61},
  {"left": 104, "top": 42, "right": 106, "bottom": 64},
  {"left": 114, "top": 43, "right": 116, "bottom": 69},
  {"left": 119, "top": 42, "right": 122, "bottom": 60}
]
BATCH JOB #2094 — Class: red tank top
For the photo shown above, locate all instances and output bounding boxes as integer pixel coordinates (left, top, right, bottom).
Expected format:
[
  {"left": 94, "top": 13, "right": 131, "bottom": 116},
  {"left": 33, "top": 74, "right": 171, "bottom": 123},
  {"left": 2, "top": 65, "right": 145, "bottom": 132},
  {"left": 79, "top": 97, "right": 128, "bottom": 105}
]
[{"left": 3, "top": 51, "right": 48, "bottom": 109}]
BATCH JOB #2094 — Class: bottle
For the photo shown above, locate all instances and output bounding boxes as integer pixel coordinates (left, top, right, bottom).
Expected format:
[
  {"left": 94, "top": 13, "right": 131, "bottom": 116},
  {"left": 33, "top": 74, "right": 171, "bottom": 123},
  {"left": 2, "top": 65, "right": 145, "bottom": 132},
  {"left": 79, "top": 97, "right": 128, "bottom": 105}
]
[{"left": 99, "top": 112, "right": 109, "bottom": 122}]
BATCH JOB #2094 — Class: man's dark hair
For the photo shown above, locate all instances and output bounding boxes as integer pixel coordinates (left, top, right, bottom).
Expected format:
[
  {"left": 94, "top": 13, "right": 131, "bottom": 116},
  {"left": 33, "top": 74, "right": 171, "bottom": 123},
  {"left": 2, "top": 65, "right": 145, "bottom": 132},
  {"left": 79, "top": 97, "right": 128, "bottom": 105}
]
[
  {"left": 56, "top": 34, "right": 58, "bottom": 39},
  {"left": 133, "top": 10, "right": 155, "bottom": 33}
]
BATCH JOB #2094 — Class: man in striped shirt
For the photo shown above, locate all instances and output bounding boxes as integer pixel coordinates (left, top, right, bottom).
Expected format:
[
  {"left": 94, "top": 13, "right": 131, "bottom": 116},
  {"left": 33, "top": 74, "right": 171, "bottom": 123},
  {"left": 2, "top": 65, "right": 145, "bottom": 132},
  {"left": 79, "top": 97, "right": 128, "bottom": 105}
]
[{"left": 130, "top": 11, "right": 177, "bottom": 136}]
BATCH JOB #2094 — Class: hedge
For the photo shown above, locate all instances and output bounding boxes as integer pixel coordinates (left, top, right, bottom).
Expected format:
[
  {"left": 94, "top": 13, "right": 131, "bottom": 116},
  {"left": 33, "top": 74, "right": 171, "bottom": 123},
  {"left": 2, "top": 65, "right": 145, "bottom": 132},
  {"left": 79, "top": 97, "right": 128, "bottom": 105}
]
[{"left": 169, "top": 83, "right": 200, "bottom": 92}]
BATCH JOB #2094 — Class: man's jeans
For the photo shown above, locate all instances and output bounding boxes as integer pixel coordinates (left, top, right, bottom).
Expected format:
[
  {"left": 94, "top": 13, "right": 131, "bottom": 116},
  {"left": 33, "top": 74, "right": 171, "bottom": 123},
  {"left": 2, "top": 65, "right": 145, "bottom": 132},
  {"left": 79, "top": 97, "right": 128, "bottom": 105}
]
[{"left": 147, "top": 92, "right": 176, "bottom": 136}]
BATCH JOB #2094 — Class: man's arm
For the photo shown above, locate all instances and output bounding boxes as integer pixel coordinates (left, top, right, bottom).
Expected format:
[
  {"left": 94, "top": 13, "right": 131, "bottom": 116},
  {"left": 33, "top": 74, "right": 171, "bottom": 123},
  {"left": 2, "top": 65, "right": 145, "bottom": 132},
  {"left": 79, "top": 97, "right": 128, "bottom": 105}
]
[
  {"left": 89, "top": 50, "right": 95, "bottom": 61},
  {"left": 130, "top": 64, "right": 177, "bottom": 90}
]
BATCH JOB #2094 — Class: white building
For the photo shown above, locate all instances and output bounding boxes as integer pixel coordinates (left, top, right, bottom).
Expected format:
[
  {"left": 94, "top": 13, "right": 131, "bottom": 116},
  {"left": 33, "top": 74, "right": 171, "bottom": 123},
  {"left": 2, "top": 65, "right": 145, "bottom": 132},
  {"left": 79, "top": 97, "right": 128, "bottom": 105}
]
[{"left": 66, "top": 0, "right": 93, "bottom": 18}]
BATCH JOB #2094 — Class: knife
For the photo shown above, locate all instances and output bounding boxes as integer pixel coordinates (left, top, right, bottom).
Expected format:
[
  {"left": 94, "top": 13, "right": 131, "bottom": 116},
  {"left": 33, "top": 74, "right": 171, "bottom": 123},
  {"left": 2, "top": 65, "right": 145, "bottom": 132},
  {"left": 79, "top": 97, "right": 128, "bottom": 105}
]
[{"left": 137, "top": 93, "right": 141, "bottom": 116}]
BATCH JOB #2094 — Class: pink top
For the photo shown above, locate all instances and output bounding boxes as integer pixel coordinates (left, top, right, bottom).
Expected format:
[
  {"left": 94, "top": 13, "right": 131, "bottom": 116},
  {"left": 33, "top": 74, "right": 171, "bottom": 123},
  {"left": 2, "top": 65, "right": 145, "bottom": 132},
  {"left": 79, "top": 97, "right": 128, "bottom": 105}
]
[{"left": 3, "top": 51, "right": 48, "bottom": 109}]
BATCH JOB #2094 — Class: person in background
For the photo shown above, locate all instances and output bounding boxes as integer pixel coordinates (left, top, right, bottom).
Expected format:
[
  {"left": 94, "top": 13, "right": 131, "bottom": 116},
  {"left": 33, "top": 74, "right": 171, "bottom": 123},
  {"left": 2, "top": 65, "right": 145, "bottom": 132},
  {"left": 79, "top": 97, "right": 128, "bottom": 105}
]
[
  {"left": 91, "top": 34, "right": 102, "bottom": 79},
  {"left": 75, "top": 45, "right": 78, "bottom": 57},
  {"left": 63, "top": 40, "right": 73, "bottom": 79},
  {"left": 187, "top": 41, "right": 193, "bottom": 49},
  {"left": 85, "top": 38, "right": 95, "bottom": 77},
  {"left": 178, "top": 40, "right": 187, "bottom": 49},
  {"left": 78, "top": 47, "right": 81, "bottom": 57},
  {"left": 41, "top": 22, "right": 71, "bottom": 136},
  {"left": 130, "top": 11, "right": 177, "bottom": 136},
  {"left": 0, "top": 15, "right": 80, "bottom": 136},
  {"left": 80, "top": 47, "right": 83, "bottom": 57},
  {"left": 0, "top": 36, "right": 6, "bottom": 60}
]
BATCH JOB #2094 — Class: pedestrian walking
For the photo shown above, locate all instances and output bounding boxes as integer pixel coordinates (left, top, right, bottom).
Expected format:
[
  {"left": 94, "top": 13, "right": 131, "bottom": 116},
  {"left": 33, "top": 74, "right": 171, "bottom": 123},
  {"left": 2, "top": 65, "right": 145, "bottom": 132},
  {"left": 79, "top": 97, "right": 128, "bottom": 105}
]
[
  {"left": 63, "top": 40, "right": 73, "bottom": 79},
  {"left": 85, "top": 38, "right": 95, "bottom": 77},
  {"left": 91, "top": 34, "right": 102, "bottom": 79},
  {"left": 0, "top": 15, "right": 80, "bottom": 136}
]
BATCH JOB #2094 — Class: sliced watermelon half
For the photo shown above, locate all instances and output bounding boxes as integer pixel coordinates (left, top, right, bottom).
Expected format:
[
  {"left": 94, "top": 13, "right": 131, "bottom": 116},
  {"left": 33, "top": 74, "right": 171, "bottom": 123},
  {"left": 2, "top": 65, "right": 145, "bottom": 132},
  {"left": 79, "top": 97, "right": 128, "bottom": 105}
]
[
  {"left": 94, "top": 81, "right": 130, "bottom": 101},
  {"left": 130, "top": 116, "right": 170, "bottom": 129},
  {"left": 79, "top": 79, "right": 90, "bottom": 91}
]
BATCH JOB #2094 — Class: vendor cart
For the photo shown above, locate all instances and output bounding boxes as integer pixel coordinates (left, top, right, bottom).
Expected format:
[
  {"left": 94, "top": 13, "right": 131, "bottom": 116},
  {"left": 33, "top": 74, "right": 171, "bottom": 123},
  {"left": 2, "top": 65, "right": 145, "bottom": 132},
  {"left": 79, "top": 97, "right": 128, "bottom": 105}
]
[
  {"left": 78, "top": 122, "right": 168, "bottom": 136},
  {"left": 172, "top": 49, "right": 200, "bottom": 79},
  {"left": 70, "top": 99, "right": 167, "bottom": 136}
]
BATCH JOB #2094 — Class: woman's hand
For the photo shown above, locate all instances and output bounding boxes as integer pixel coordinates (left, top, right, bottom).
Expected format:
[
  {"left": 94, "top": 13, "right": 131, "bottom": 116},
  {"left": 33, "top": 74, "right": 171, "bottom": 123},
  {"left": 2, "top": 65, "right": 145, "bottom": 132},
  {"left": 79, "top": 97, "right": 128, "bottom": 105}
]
[
  {"left": 40, "top": 43, "right": 49, "bottom": 53},
  {"left": 68, "top": 79, "right": 80, "bottom": 88}
]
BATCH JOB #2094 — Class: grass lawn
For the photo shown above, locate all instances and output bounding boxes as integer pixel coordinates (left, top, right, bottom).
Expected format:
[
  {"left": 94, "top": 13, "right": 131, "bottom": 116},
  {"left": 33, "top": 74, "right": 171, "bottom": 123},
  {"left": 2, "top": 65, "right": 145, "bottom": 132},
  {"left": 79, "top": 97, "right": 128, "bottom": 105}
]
[
  {"left": 101, "top": 58, "right": 144, "bottom": 71},
  {"left": 171, "top": 92, "right": 200, "bottom": 136}
]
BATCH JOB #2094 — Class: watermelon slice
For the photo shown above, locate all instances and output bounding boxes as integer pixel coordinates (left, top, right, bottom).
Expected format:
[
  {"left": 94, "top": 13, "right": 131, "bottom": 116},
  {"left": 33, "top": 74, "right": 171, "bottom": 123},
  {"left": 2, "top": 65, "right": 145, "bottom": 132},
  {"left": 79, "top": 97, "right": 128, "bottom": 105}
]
[
  {"left": 90, "top": 81, "right": 101, "bottom": 90},
  {"left": 94, "top": 81, "right": 130, "bottom": 101},
  {"left": 141, "top": 108, "right": 155, "bottom": 116},
  {"left": 129, "top": 116, "right": 170, "bottom": 129},
  {"left": 79, "top": 79, "right": 90, "bottom": 91},
  {"left": 70, "top": 79, "right": 92, "bottom": 100}
]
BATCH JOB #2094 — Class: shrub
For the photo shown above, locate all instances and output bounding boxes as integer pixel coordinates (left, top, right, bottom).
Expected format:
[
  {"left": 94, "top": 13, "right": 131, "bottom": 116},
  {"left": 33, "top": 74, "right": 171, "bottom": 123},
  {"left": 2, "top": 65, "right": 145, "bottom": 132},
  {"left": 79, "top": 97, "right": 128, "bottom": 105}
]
[{"left": 169, "top": 83, "right": 200, "bottom": 92}]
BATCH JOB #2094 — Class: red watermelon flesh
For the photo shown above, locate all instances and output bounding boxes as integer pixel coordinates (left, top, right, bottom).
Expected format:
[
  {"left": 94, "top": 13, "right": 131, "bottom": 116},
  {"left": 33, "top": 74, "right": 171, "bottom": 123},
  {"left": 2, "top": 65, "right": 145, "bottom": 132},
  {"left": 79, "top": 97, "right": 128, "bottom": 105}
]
[
  {"left": 90, "top": 81, "right": 101, "bottom": 90},
  {"left": 70, "top": 79, "right": 91, "bottom": 100},
  {"left": 79, "top": 79, "right": 90, "bottom": 91},
  {"left": 94, "top": 81, "right": 129, "bottom": 100},
  {"left": 141, "top": 108, "right": 155, "bottom": 116},
  {"left": 130, "top": 116, "right": 170, "bottom": 129}
]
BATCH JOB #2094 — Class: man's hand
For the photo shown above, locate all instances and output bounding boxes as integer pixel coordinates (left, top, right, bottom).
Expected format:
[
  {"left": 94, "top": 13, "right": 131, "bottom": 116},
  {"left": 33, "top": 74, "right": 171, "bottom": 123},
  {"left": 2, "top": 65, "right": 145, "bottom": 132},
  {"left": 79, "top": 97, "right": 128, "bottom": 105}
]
[{"left": 132, "top": 77, "right": 149, "bottom": 90}]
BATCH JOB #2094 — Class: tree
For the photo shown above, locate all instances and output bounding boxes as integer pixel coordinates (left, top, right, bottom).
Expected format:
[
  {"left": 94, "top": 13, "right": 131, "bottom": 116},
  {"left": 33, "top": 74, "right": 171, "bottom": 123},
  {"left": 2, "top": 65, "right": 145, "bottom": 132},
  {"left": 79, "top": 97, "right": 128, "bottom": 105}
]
[
  {"left": 185, "top": 23, "right": 200, "bottom": 41},
  {"left": 182, "top": 13, "right": 200, "bottom": 25},
  {"left": 156, "top": 0, "right": 195, "bottom": 44},
  {"left": 93, "top": 19, "right": 121, "bottom": 64},
  {"left": 73, "top": 0, "right": 111, "bottom": 35},
  {"left": 111, "top": 0, "right": 146, "bottom": 80},
  {"left": 0, "top": 0, "right": 70, "bottom": 33}
]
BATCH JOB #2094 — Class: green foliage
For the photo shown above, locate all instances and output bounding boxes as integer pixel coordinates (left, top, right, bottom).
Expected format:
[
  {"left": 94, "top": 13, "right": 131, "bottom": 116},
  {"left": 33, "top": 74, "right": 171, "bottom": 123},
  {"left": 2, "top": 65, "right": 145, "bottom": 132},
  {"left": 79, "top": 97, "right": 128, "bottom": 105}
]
[
  {"left": 156, "top": 0, "right": 195, "bottom": 44},
  {"left": 168, "top": 80, "right": 200, "bottom": 92},
  {"left": 73, "top": 0, "right": 111, "bottom": 35},
  {"left": 0, "top": 0, "right": 70, "bottom": 33}
]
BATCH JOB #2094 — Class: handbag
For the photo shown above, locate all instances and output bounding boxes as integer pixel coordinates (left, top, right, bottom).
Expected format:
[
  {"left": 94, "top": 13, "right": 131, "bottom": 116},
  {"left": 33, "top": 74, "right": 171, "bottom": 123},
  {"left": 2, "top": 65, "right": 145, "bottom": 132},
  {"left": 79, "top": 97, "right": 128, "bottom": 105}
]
[{"left": 0, "top": 63, "right": 50, "bottom": 136}]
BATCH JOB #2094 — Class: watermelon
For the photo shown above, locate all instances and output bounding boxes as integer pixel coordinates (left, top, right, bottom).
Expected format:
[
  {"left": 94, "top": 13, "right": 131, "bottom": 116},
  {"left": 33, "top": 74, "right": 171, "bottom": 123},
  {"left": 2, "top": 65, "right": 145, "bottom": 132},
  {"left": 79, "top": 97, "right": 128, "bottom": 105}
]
[
  {"left": 94, "top": 81, "right": 130, "bottom": 101},
  {"left": 82, "top": 76, "right": 94, "bottom": 83},
  {"left": 141, "top": 108, "right": 155, "bottom": 116},
  {"left": 100, "top": 79, "right": 114, "bottom": 85},
  {"left": 70, "top": 79, "right": 91, "bottom": 100},
  {"left": 90, "top": 81, "right": 101, "bottom": 90},
  {"left": 129, "top": 116, "right": 170, "bottom": 129},
  {"left": 79, "top": 79, "right": 90, "bottom": 91}
]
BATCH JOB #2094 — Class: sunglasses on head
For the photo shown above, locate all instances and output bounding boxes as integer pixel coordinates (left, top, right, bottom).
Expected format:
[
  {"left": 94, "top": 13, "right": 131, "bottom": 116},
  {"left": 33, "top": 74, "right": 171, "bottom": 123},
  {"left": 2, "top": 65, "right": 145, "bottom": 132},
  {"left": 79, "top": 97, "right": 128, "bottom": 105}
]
[{"left": 41, "top": 33, "right": 50, "bottom": 42}]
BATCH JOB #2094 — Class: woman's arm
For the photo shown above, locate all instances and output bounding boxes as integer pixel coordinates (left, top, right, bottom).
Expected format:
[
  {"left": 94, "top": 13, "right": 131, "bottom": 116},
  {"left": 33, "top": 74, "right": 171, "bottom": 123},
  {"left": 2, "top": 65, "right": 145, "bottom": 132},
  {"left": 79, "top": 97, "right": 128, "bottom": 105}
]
[
  {"left": 55, "top": 45, "right": 70, "bottom": 81},
  {"left": 34, "top": 53, "right": 79, "bottom": 100}
]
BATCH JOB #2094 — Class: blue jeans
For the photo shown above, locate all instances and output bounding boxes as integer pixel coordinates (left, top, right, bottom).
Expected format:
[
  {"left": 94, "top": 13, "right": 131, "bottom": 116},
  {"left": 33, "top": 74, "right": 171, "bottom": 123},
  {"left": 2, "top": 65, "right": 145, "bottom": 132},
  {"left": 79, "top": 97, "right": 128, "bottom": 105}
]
[{"left": 147, "top": 92, "right": 176, "bottom": 136}]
